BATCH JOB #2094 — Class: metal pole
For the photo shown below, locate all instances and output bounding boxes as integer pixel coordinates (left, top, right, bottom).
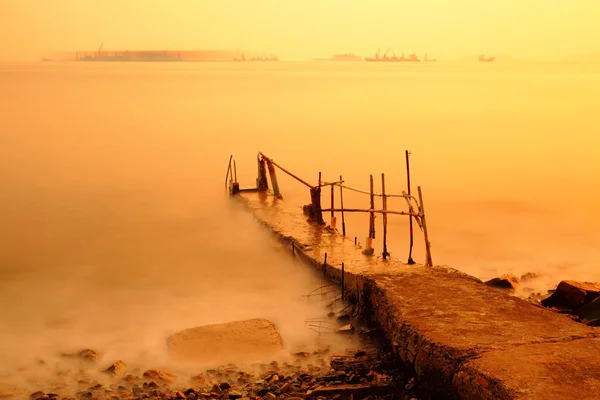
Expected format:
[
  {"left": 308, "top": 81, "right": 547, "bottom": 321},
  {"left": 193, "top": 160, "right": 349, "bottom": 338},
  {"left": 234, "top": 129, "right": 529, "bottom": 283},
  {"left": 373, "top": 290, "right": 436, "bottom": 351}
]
[
  {"left": 406, "top": 150, "right": 415, "bottom": 264},
  {"left": 418, "top": 186, "right": 433, "bottom": 266}
]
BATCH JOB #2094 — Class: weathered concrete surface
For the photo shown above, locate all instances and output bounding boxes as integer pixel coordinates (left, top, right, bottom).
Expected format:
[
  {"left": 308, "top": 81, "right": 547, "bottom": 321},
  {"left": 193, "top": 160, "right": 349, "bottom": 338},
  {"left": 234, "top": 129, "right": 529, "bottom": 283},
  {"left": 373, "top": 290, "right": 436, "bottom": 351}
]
[{"left": 237, "top": 191, "right": 600, "bottom": 399}]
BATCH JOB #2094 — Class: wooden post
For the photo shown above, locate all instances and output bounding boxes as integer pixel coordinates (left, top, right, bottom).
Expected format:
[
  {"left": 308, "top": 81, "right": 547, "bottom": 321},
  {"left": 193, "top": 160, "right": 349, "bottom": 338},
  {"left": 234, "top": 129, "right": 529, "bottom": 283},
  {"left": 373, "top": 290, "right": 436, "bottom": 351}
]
[
  {"left": 330, "top": 183, "right": 336, "bottom": 229},
  {"left": 309, "top": 172, "right": 324, "bottom": 225},
  {"left": 382, "top": 173, "right": 389, "bottom": 260},
  {"left": 339, "top": 175, "right": 346, "bottom": 236},
  {"left": 418, "top": 186, "right": 433, "bottom": 267},
  {"left": 323, "top": 252, "right": 328, "bottom": 276},
  {"left": 369, "top": 174, "right": 376, "bottom": 243},
  {"left": 257, "top": 155, "right": 268, "bottom": 191},
  {"left": 341, "top": 262, "right": 345, "bottom": 301},
  {"left": 266, "top": 160, "right": 281, "bottom": 197},
  {"left": 406, "top": 150, "right": 415, "bottom": 264}
]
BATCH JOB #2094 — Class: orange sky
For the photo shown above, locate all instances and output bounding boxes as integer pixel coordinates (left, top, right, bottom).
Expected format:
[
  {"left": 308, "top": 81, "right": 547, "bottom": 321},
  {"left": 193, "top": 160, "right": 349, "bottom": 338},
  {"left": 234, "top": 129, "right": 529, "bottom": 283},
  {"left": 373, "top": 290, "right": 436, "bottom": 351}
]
[{"left": 1, "top": 0, "right": 599, "bottom": 60}]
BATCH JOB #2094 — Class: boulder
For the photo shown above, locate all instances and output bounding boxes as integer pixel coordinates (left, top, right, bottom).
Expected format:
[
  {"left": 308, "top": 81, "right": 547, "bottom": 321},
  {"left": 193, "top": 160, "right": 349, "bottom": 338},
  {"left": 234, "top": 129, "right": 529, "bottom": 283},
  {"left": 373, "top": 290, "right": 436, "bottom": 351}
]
[
  {"left": 541, "top": 280, "right": 600, "bottom": 311},
  {"left": 166, "top": 319, "right": 283, "bottom": 364},
  {"left": 484, "top": 274, "right": 520, "bottom": 291}
]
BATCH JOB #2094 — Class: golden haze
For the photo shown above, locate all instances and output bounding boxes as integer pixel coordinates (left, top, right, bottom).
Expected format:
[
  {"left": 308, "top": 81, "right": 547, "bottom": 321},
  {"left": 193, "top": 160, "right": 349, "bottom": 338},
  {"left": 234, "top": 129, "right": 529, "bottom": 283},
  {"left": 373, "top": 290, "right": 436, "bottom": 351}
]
[{"left": 1, "top": 0, "right": 599, "bottom": 60}]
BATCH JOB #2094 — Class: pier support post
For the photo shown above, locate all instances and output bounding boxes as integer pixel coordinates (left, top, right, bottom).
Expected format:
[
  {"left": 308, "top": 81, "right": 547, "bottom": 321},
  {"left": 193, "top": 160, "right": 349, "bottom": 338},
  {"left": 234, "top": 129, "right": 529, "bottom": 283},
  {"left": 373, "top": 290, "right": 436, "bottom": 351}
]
[
  {"left": 406, "top": 150, "right": 415, "bottom": 264},
  {"left": 339, "top": 175, "right": 346, "bottom": 236},
  {"left": 256, "top": 155, "right": 268, "bottom": 191},
  {"left": 418, "top": 186, "right": 433, "bottom": 267},
  {"left": 266, "top": 159, "right": 281, "bottom": 197},
  {"left": 382, "top": 173, "right": 389, "bottom": 260}
]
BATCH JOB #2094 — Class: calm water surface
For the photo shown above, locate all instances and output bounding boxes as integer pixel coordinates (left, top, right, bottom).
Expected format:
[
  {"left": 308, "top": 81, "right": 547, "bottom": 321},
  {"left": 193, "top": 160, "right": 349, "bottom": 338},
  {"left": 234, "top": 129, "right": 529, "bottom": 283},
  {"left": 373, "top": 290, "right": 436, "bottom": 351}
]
[{"left": 1, "top": 60, "right": 599, "bottom": 384}]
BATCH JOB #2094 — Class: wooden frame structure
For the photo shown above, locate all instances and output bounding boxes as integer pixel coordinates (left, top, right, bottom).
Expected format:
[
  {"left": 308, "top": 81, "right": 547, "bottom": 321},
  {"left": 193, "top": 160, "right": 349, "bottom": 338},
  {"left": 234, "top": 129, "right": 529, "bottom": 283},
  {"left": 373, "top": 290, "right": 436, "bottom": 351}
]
[{"left": 225, "top": 151, "right": 433, "bottom": 266}]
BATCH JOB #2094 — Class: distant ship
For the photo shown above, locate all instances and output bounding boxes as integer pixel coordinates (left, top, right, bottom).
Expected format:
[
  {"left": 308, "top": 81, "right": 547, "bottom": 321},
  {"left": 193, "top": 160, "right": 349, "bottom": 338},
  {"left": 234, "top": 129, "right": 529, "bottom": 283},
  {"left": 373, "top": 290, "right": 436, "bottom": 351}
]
[
  {"left": 313, "top": 53, "right": 363, "bottom": 62},
  {"left": 77, "top": 43, "right": 182, "bottom": 62},
  {"left": 478, "top": 54, "right": 495, "bottom": 62},
  {"left": 233, "top": 53, "right": 279, "bottom": 62},
  {"left": 424, "top": 54, "right": 436, "bottom": 62},
  {"left": 364, "top": 48, "right": 420, "bottom": 62}
]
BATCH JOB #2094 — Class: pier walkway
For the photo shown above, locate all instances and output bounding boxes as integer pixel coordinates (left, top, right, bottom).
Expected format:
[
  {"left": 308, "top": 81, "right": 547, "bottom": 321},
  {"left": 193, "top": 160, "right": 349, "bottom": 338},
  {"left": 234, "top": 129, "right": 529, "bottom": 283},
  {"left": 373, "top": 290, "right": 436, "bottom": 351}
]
[{"left": 233, "top": 182, "right": 600, "bottom": 399}]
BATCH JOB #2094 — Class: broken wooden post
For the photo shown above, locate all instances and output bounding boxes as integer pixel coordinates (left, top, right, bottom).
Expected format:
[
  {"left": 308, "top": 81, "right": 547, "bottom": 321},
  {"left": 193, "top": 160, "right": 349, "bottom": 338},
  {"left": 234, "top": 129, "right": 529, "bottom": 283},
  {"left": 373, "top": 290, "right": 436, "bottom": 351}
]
[
  {"left": 406, "top": 150, "right": 415, "bottom": 264},
  {"left": 339, "top": 175, "right": 346, "bottom": 236},
  {"left": 256, "top": 154, "right": 268, "bottom": 191},
  {"left": 308, "top": 172, "right": 324, "bottom": 225},
  {"left": 418, "top": 186, "right": 433, "bottom": 267},
  {"left": 266, "top": 159, "right": 281, "bottom": 197},
  {"left": 382, "top": 173, "right": 389, "bottom": 260}
]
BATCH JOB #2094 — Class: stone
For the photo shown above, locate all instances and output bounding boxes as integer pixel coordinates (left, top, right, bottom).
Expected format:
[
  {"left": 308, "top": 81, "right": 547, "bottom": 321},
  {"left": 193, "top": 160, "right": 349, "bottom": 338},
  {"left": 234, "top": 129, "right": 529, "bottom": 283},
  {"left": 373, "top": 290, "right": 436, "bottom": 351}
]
[
  {"left": 29, "top": 391, "right": 46, "bottom": 400},
  {"left": 104, "top": 360, "right": 127, "bottom": 376},
  {"left": 263, "top": 393, "right": 277, "bottom": 400},
  {"left": 123, "top": 374, "right": 139, "bottom": 383},
  {"left": 219, "top": 382, "right": 231, "bottom": 390},
  {"left": 335, "top": 324, "right": 354, "bottom": 334},
  {"left": 143, "top": 370, "right": 177, "bottom": 383},
  {"left": 541, "top": 280, "right": 600, "bottom": 311},
  {"left": 484, "top": 274, "right": 520, "bottom": 291},
  {"left": 578, "top": 296, "right": 600, "bottom": 323},
  {"left": 166, "top": 319, "right": 283, "bottom": 364},
  {"left": 228, "top": 391, "right": 242, "bottom": 399}
]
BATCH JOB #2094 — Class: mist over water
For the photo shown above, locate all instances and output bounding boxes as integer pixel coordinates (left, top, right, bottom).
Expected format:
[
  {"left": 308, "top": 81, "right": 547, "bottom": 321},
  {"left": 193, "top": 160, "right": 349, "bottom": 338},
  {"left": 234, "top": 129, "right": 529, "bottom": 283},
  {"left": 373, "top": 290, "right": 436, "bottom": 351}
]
[{"left": 1, "top": 61, "right": 600, "bottom": 389}]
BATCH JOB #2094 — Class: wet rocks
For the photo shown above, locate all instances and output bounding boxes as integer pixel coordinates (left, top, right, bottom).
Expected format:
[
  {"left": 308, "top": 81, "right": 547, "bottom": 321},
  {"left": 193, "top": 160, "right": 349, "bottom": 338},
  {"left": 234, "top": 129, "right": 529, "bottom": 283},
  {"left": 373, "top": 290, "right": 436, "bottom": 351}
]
[
  {"left": 484, "top": 274, "right": 520, "bottom": 291},
  {"left": 541, "top": 280, "right": 600, "bottom": 311}
]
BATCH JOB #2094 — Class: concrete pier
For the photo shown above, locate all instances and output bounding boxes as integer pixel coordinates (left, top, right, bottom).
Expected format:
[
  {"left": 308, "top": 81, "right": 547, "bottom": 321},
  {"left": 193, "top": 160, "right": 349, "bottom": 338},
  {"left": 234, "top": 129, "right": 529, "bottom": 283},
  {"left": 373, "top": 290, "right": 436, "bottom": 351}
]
[{"left": 236, "top": 191, "right": 600, "bottom": 399}]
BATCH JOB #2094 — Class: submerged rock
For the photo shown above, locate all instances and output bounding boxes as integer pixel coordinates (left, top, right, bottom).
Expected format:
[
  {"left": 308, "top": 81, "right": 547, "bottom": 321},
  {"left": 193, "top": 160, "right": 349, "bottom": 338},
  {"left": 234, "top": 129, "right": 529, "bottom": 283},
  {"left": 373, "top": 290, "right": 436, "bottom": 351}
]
[
  {"left": 520, "top": 272, "right": 542, "bottom": 282},
  {"left": 541, "top": 280, "right": 600, "bottom": 311},
  {"left": 143, "top": 369, "right": 177, "bottom": 383},
  {"left": 60, "top": 349, "right": 99, "bottom": 363},
  {"left": 166, "top": 319, "right": 283, "bottom": 364}
]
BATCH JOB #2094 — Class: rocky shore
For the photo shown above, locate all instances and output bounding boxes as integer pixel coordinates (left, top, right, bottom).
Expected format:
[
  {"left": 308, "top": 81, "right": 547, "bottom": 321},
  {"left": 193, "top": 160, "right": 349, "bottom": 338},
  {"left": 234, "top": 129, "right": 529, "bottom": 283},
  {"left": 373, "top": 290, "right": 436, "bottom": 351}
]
[{"left": 16, "top": 335, "right": 423, "bottom": 400}]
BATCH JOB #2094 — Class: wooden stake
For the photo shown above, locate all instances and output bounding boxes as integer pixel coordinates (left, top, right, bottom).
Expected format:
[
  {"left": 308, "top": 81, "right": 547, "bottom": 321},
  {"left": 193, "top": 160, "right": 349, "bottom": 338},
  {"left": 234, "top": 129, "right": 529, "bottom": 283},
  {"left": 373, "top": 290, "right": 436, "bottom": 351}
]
[
  {"left": 339, "top": 175, "right": 346, "bottom": 236},
  {"left": 382, "top": 173, "right": 389, "bottom": 260},
  {"left": 406, "top": 150, "right": 415, "bottom": 264},
  {"left": 369, "top": 174, "right": 375, "bottom": 239},
  {"left": 418, "top": 186, "right": 433, "bottom": 266}
]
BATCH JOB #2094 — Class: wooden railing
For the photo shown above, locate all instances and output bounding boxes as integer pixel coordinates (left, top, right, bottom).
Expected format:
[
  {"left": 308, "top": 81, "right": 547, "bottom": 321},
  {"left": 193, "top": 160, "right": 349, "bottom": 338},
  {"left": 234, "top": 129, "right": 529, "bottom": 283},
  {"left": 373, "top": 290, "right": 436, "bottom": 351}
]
[{"left": 227, "top": 151, "right": 433, "bottom": 266}]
